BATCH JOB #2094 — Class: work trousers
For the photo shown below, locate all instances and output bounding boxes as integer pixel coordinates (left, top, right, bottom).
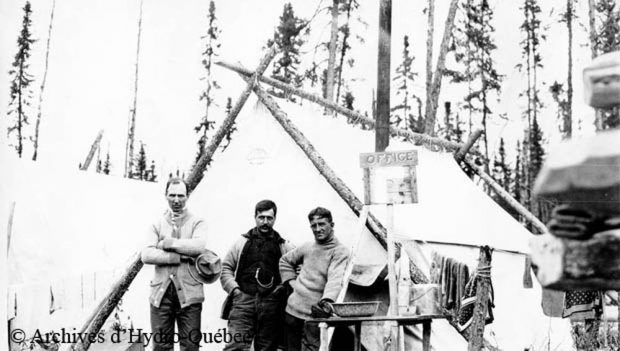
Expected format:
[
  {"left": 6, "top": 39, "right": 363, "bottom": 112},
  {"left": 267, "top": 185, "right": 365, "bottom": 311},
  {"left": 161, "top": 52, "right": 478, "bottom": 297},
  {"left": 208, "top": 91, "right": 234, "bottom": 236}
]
[
  {"left": 284, "top": 313, "right": 320, "bottom": 351},
  {"left": 150, "top": 284, "right": 202, "bottom": 351},
  {"left": 224, "top": 290, "right": 282, "bottom": 351}
]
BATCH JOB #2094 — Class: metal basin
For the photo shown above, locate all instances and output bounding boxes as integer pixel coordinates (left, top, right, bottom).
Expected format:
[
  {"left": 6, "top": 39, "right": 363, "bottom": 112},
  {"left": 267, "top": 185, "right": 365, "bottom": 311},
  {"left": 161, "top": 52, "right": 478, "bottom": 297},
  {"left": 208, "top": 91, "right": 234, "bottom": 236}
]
[{"left": 331, "top": 301, "right": 381, "bottom": 317}]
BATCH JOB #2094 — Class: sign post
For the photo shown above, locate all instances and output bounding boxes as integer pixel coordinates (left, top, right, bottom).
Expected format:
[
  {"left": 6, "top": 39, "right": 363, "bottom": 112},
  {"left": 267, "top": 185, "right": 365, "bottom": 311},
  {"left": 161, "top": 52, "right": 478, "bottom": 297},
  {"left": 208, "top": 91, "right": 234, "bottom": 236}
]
[{"left": 360, "top": 150, "right": 418, "bottom": 351}]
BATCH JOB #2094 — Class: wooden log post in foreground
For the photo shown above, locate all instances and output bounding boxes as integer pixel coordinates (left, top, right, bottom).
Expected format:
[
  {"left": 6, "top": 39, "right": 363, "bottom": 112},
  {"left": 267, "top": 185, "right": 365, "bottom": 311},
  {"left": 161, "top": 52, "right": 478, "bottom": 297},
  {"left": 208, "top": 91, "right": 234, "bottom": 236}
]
[
  {"left": 215, "top": 60, "right": 464, "bottom": 152},
  {"left": 72, "top": 254, "right": 143, "bottom": 351},
  {"left": 186, "top": 46, "right": 277, "bottom": 191},
  {"left": 530, "top": 231, "right": 620, "bottom": 290},
  {"left": 468, "top": 246, "right": 493, "bottom": 351},
  {"left": 376, "top": 0, "right": 392, "bottom": 152}
]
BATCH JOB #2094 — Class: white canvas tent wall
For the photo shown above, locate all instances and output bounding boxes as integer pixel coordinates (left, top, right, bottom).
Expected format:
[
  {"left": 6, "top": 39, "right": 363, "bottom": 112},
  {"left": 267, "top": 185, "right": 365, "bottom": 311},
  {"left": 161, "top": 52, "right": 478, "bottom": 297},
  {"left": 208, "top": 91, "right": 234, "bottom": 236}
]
[
  {"left": 188, "top": 96, "right": 574, "bottom": 350},
  {"left": 1, "top": 151, "right": 161, "bottom": 343},
  {"left": 2, "top": 94, "right": 575, "bottom": 350}
]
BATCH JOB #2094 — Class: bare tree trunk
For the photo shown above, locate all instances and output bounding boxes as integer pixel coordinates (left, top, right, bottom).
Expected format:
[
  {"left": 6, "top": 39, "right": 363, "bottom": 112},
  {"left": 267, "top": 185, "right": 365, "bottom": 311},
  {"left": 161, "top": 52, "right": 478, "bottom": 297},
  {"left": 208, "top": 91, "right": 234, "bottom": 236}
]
[
  {"left": 80, "top": 130, "right": 104, "bottom": 171},
  {"left": 588, "top": 0, "right": 604, "bottom": 131},
  {"left": 376, "top": 0, "right": 392, "bottom": 152},
  {"left": 125, "top": 0, "right": 144, "bottom": 178},
  {"left": 325, "top": 0, "right": 339, "bottom": 102},
  {"left": 336, "top": 0, "right": 354, "bottom": 102},
  {"left": 565, "top": 0, "right": 573, "bottom": 138},
  {"left": 424, "top": 0, "right": 435, "bottom": 132},
  {"left": 32, "top": 0, "right": 56, "bottom": 161},
  {"left": 424, "top": 0, "right": 460, "bottom": 136}
]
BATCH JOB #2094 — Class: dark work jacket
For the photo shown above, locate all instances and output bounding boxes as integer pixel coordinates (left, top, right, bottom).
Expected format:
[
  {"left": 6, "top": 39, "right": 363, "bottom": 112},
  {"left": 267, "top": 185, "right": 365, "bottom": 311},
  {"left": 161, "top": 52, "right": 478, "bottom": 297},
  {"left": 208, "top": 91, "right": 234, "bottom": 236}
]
[{"left": 236, "top": 228, "right": 285, "bottom": 295}]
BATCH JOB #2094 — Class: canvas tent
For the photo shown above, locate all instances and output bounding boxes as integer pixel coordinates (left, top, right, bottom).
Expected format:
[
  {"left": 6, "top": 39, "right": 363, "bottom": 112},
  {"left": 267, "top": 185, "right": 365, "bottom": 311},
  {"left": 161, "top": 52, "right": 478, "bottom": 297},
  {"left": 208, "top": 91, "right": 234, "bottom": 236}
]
[{"left": 3, "top": 95, "right": 575, "bottom": 350}]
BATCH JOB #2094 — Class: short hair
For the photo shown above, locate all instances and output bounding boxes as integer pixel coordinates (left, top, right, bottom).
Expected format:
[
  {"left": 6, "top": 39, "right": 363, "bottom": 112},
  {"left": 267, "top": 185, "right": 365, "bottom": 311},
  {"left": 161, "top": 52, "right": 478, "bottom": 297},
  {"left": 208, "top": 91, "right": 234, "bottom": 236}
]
[
  {"left": 165, "top": 177, "right": 189, "bottom": 195},
  {"left": 307, "top": 207, "right": 332, "bottom": 223},
  {"left": 255, "top": 200, "right": 277, "bottom": 216}
]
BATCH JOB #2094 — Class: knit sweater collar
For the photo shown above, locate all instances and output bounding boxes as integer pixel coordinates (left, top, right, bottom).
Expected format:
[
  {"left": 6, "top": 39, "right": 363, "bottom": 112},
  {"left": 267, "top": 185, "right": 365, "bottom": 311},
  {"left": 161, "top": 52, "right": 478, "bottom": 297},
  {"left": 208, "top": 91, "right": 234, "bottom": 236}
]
[
  {"left": 315, "top": 234, "right": 339, "bottom": 248},
  {"left": 165, "top": 208, "right": 190, "bottom": 227}
]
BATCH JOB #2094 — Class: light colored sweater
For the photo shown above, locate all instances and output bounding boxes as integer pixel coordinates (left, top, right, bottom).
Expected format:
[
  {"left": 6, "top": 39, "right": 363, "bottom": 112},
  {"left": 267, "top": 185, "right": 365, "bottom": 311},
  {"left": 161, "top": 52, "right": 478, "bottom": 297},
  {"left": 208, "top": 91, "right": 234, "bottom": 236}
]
[{"left": 279, "top": 236, "right": 349, "bottom": 320}]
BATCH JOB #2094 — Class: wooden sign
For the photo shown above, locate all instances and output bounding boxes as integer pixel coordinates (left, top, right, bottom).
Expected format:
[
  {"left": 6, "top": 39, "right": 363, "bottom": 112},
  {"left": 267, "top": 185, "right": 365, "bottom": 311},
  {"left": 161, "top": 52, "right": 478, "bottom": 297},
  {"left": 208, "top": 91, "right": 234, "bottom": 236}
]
[{"left": 360, "top": 150, "right": 419, "bottom": 205}]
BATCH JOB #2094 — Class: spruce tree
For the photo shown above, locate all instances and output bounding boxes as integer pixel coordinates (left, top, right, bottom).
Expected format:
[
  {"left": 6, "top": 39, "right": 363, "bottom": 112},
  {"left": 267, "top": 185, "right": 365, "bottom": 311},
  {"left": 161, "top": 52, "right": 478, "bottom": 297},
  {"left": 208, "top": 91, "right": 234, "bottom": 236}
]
[
  {"left": 222, "top": 97, "right": 236, "bottom": 151},
  {"left": 549, "top": 81, "right": 570, "bottom": 138},
  {"left": 195, "top": 0, "right": 220, "bottom": 163},
  {"left": 7, "top": 2, "right": 35, "bottom": 158},
  {"left": 134, "top": 142, "right": 148, "bottom": 181},
  {"left": 392, "top": 35, "right": 421, "bottom": 131},
  {"left": 448, "top": 0, "right": 502, "bottom": 170},
  {"left": 342, "top": 91, "right": 354, "bottom": 110},
  {"left": 103, "top": 150, "right": 112, "bottom": 175},
  {"left": 271, "top": 3, "right": 307, "bottom": 93},
  {"left": 335, "top": 0, "right": 363, "bottom": 102}
]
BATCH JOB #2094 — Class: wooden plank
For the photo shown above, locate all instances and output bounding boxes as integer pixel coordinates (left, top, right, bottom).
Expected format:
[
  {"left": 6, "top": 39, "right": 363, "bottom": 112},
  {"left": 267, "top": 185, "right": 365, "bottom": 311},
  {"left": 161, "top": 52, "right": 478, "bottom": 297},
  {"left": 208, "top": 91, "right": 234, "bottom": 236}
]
[
  {"left": 530, "top": 231, "right": 620, "bottom": 290},
  {"left": 376, "top": 0, "right": 392, "bottom": 152},
  {"left": 185, "top": 45, "right": 277, "bottom": 192},
  {"left": 467, "top": 246, "right": 493, "bottom": 351},
  {"left": 216, "top": 60, "right": 464, "bottom": 152}
]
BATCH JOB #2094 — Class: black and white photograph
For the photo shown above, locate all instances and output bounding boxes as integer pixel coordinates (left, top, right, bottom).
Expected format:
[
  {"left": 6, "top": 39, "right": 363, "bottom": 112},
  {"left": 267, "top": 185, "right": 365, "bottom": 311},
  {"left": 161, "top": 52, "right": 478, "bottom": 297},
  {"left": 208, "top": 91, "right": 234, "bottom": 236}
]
[{"left": 1, "top": 0, "right": 619, "bottom": 350}]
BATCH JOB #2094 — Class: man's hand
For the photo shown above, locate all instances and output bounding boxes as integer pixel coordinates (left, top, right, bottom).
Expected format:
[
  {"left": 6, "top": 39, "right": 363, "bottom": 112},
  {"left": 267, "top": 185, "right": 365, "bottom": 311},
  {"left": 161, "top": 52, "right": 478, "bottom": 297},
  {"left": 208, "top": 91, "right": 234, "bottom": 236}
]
[
  {"left": 156, "top": 238, "right": 176, "bottom": 250},
  {"left": 273, "top": 280, "right": 294, "bottom": 297},
  {"left": 231, "top": 287, "right": 243, "bottom": 299},
  {"left": 311, "top": 298, "right": 334, "bottom": 318}
]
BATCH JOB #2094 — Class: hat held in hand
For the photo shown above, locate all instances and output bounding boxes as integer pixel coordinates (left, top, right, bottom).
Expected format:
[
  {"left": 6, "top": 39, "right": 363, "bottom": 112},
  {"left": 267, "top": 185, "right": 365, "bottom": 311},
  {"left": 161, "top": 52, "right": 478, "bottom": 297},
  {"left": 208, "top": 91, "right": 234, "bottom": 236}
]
[{"left": 188, "top": 249, "right": 222, "bottom": 284}]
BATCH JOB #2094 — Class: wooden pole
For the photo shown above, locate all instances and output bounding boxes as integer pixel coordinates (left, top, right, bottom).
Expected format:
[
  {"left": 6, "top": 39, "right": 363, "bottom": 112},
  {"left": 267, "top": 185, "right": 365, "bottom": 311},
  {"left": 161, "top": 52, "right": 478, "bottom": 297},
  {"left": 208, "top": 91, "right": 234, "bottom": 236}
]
[
  {"left": 80, "top": 129, "right": 104, "bottom": 171},
  {"left": 325, "top": 0, "right": 339, "bottom": 103},
  {"left": 72, "top": 254, "right": 143, "bottom": 351},
  {"left": 216, "top": 60, "right": 464, "bottom": 152},
  {"left": 467, "top": 246, "right": 493, "bottom": 351},
  {"left": 6, "top": 202, "right": 15, "bottom": 257},
  {"left": 185, "top": 46, "right": 277, "bottom": 191},
  {"left": 454, "top": 128, "right": 483, "bottom": 162},
  {"left": 386, "top": 203, "right": 399, "bottom": 351},
  {"left": 463, "top": 159, "right": 547, "bottom": 234},
  {"left": 376, "top": 0, "right": 392, "bottom": 152}
]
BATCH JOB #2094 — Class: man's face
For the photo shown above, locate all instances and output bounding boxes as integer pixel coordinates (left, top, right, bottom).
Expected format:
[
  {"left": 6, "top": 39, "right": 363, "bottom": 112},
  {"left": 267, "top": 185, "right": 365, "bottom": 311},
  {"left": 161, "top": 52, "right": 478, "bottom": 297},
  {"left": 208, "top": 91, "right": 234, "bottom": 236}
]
[
  {"left": 310, "top": 216, "right": 334, "bottom": 243},
  {"left": 166, "top": 182, "right": 188, "bottom": 213},
  {"left": 255, "top": 208, "right": 276, "bottom": 233}
]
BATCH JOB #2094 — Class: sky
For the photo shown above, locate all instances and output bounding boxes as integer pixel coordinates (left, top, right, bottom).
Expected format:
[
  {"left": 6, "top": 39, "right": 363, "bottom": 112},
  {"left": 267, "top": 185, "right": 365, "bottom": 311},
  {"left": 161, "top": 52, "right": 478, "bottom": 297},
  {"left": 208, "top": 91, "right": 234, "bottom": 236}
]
[{"left": 0, "top": 0, "right": 599, "bottom": 179}]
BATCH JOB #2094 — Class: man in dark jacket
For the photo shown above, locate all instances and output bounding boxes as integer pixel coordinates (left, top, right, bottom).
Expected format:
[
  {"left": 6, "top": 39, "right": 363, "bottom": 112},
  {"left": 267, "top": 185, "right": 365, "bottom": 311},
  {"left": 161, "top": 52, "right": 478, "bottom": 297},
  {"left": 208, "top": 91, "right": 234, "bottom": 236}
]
[{"left": 220, "top": 200, "right": 295, "bottom": 351}]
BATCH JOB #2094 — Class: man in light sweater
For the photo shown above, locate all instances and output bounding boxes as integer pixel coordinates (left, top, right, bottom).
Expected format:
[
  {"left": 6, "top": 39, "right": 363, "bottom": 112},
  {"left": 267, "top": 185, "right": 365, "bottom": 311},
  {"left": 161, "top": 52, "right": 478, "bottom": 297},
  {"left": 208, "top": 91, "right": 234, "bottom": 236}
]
[
  {"left": 279, "top": 207, "right": 349, "bottom": 351},
  {"left": 141, "top": 177, "right": 208, "bottom": 351}
]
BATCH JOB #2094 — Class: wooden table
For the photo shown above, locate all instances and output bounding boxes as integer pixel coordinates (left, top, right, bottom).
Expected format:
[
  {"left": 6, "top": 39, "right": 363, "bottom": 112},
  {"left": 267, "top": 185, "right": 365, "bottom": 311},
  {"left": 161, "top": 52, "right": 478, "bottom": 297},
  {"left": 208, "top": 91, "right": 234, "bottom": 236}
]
[{"left": 308, "top": 314, "right": 445, "bottom": 351}]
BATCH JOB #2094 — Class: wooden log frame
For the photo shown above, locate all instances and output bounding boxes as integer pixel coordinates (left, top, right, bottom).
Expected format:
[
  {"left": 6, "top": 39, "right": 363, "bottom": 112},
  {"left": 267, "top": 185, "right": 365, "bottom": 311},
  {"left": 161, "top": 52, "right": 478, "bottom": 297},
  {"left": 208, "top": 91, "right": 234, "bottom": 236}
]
[
  {"left": 467, "top": 246, "right": 493, "bottom": 351},
  {"left": 219, "top": 59, "right": 545, "bottom": 236},
  {"left": 185, "top": 46, "right": 277, "bottom": 191},
  {"left": 462, "top": 159, "right": 548, "bottom": 234},
  {"left": 72, "top": 254, "right": 143, "bottom": 351},
  {"left": 530, "top": 231, "right": 620, "bottom": 290},
  {"left": 71, "top": 48, "right": 278, "bottom": 351},
  {"left": 242, "top": 76, "right": 503, "bottom": 349},
  {"left": 215, "top": 60, "right": 464, "bottom": 153}
]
